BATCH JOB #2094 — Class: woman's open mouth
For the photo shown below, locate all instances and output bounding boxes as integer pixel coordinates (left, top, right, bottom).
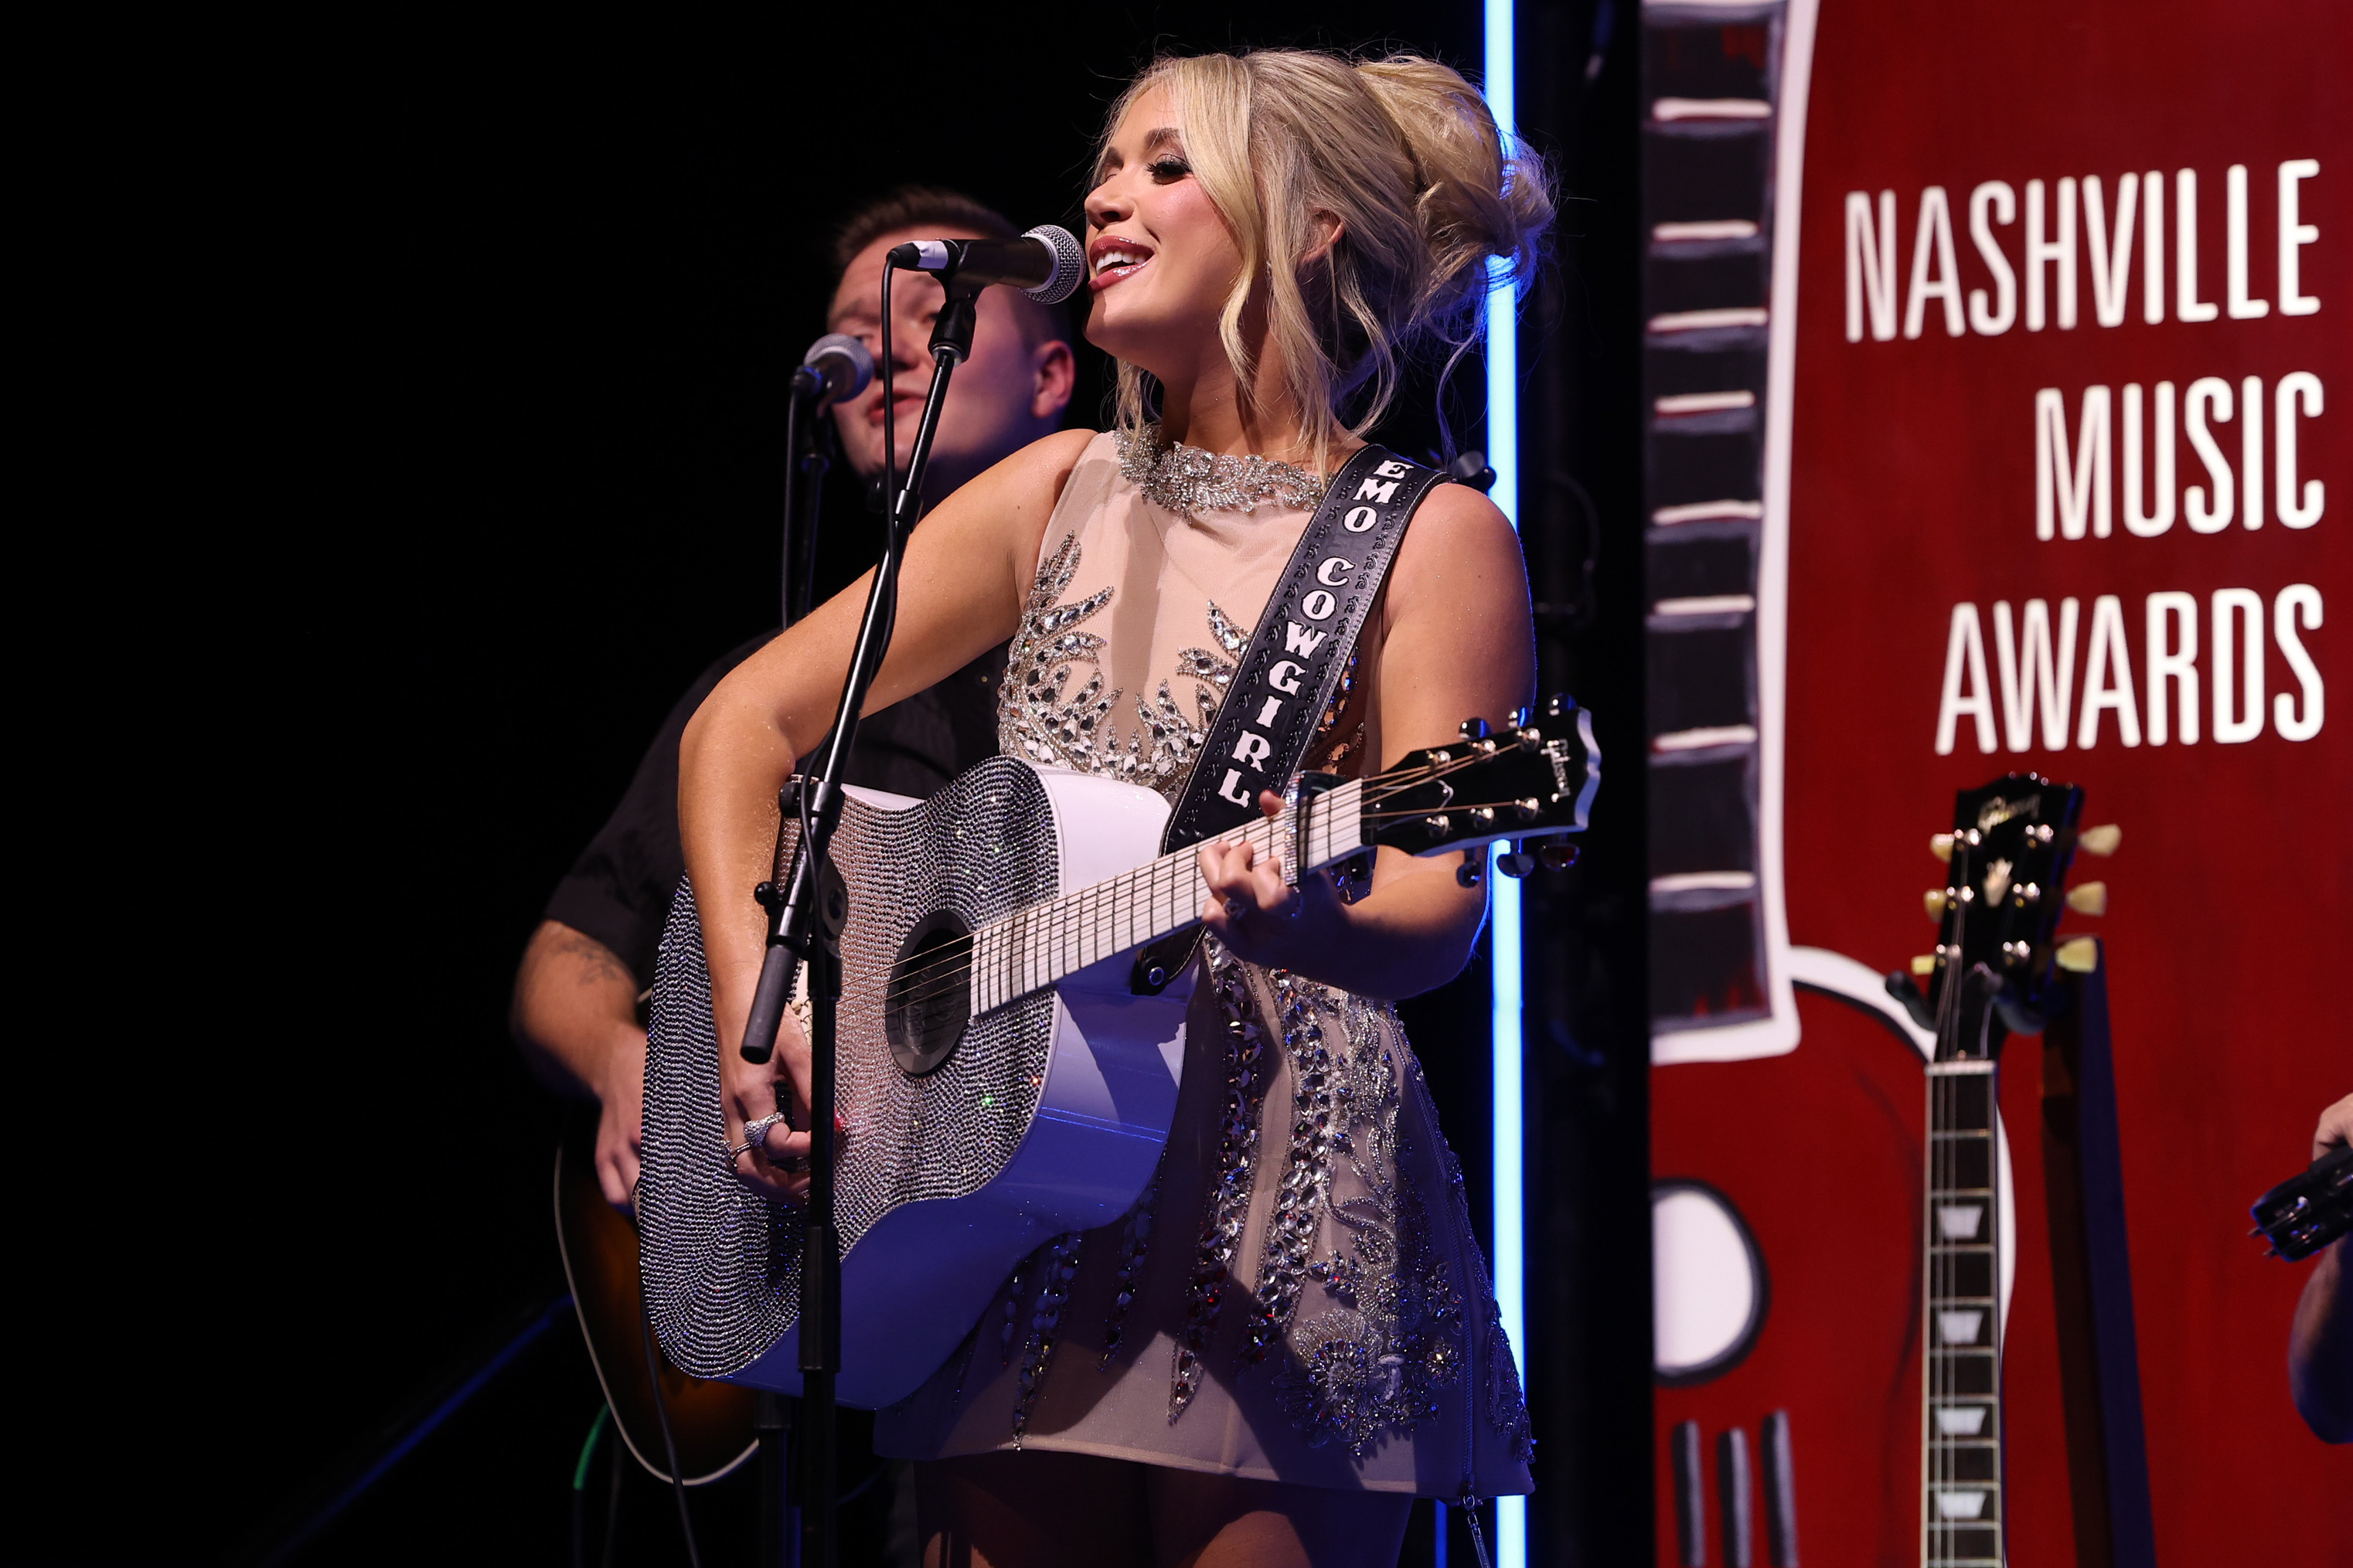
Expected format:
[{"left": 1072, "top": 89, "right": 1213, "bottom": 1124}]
[{"left": 1088, "top": 238, "right": 1154, "bottom": 291}]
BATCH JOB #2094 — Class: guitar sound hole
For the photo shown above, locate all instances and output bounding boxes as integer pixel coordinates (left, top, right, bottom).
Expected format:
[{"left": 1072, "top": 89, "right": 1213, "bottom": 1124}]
[{"left": 885, "top": 910, "right": 973, "bottom": 1077}]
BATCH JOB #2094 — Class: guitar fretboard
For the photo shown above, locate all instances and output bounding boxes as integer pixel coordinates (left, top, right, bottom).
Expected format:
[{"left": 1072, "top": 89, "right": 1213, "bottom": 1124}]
[
  {"left": 968, "top": 777, "right": 1368, "bottom": 1014},
  {"left": 1923, "top": 1058, "right": 2004, "bottom": 1567}
]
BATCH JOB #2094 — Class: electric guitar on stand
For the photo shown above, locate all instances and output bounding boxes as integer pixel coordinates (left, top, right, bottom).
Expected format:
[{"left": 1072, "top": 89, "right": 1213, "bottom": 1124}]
[
  {"left": 1650, "top": 774, "right": 2118, "bottom": 1568},
  {"left": 1887, "top": 775, "right": 2110, "bottom": 1567}
]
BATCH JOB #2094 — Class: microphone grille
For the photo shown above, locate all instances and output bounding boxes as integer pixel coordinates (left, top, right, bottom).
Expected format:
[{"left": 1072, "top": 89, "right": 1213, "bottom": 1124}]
[
  {"left": 1021, "top": 225, "right": 1085, "bottom": 306},
  {"left": 803, "top": 332, "right": 873, "bottom": 402}
]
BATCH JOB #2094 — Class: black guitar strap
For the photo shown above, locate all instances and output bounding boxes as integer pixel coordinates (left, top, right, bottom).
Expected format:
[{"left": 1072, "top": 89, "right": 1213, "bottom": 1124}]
[{"left": 1130, "top": 443, "right": 1451, "bottom": 994}]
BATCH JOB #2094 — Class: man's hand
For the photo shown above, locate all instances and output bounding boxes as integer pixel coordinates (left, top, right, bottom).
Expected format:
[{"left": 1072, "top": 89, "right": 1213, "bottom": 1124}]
[
  {"left": 512, "top": 920, "right": 656, "bottom": 1212},
  {"left": 2312, "top": 1093, "right": 2353, "bottom": 1163},
  {"left": 595, "top": 1029, "right": 649, "bottom": 1209}
]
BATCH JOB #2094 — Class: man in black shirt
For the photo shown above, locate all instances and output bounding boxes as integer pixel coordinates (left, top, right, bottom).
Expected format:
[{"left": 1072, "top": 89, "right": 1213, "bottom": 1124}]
[{"left": 513, "top": 188, "right": 1076, "bottom": 1207}]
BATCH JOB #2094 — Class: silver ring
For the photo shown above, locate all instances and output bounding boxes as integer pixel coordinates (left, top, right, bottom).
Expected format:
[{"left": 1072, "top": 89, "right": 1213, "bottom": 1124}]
[
  {"left": 1224, "top": 895, "right": 1247, "bottom": 922},
  {"left": 725, "top": 1111, "right": 790, "bottom": 1168}
]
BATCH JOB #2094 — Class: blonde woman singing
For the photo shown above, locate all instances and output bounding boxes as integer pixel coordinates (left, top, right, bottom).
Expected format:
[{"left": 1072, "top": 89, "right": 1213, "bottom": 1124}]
[{"left": 681, "top": 47, "right": 1554, "bottom": 1567}]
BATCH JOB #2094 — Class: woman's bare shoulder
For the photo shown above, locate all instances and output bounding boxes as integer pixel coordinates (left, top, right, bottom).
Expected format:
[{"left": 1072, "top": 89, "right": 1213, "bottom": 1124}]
[
  {"left": 1388, "top": 479, "right": 1528, "bottom": 607},
  {"left": 933, "top": 427, "right": 1104, "bottom": 552},
  {"left": 990, "top": 427, "right": 1102, "bottom": 503}
]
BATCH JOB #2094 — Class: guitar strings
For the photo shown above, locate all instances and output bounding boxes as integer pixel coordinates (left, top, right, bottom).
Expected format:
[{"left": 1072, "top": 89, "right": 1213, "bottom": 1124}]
[
  {"left": 1928, "top": 845, "right": 1956, "bottom": 1550},
  {"left": 815, "top": 753, "right": 1539, "bottom": 1021},
  {"left": 841, "top": 791, "right": 1531, "bottom": 1023},
  {"left": 814, "top": 764, "right": 1394, "bottom": 1018},
  {"left": 815, "top": 809, "right": 1290, "bottom": 1017},
  {"left": 1923, "top": 838, "right": 1998, "bottom": 1553},
  {"left": 795, "top": 745, "right": 1541, "bottom": 1019}
]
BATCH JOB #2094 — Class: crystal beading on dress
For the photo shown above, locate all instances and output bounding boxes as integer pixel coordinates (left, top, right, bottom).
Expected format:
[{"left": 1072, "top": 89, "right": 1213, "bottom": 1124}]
[
  {"left": 1275, "top": 1025, "right": 1468, "bottom": 1457},
  {"left": 1117, "top": 422, "right": 1328, "bottom": 517},
  {"left": 1168, "top": 950, "right": 1272, "bottom": 1420},
  {"left": 1241, "top": 971, "right": 1344, "bottom": 1369},
  {"left": 999, "top": 532, "right": 1253, "bottom": 797},
  {"left": 1099, "top": 1151, "right": 1165, "bottom": 1368},
  {"left": 1010, "top": 1232, "right": 1084, "bottom": 1447}
]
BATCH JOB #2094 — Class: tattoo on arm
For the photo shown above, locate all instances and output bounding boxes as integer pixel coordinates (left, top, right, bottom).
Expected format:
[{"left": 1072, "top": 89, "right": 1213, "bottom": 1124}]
[{"left": 549, "top": 926, "right": 636, "bottom": 991}]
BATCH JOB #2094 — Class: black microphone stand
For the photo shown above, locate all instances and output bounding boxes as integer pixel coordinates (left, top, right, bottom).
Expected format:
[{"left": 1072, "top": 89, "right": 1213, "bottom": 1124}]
[
  {"left": 758, "top": 345, "right": 851, "bottom": 1568},
  {"left": 739, "top": 264, "right": 984, "bottom": 1568},
  {"left": 779, "top": 372, "right": 837, "bottom": 631}
]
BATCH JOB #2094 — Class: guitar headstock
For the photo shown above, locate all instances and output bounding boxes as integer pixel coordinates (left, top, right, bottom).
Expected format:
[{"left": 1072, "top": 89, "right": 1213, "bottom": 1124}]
[
  {"left": 1361, "top": 693, "right": 1599, "bottom": 867},
  {"left": 1893, "top": 772, "right": 2117, "bottom": 1059}
]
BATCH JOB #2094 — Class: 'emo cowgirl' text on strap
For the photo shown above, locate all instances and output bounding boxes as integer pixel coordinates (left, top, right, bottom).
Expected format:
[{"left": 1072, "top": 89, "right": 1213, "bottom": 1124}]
[{"left": 1131, "top": 444, "right": 1451, "bottom": 993}]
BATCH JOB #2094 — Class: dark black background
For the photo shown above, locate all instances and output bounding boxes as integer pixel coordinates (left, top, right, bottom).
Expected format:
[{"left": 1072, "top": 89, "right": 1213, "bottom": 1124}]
[{"left": 17, "top": 2, "right": 1647, "bottom": 1563}]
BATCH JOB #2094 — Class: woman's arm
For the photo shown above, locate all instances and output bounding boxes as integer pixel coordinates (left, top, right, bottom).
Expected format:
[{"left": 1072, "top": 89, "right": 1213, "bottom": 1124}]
[
  {"left": 683, "top": 428, "right": 1094, "bottom": 1197},
  {"left": 1198, "top": 481, "right": 1537, "bottom": 1000}
]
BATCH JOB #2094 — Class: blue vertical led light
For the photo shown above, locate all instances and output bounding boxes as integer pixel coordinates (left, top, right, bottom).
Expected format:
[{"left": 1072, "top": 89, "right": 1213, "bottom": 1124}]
[{"left": 1481, "top": 2, "right": 1526, "bottom": 1565}]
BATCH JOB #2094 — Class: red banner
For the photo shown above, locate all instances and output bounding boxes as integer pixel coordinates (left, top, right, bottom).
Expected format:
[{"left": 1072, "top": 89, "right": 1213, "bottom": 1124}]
[{"left": 1648, "top": 0, "right": 2348, "bottom": 1560}]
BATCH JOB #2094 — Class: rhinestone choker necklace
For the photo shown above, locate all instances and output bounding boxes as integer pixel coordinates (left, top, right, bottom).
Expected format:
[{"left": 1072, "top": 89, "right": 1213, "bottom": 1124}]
[{"left": 1116, "top": 423, "right": 1327, "bottom": 515}]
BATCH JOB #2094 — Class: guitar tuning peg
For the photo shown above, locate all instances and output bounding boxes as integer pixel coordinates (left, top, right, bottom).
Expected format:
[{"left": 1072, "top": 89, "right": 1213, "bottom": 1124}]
[
  {"left": 1911, "top": 954, "right": 1939, "bottom": 976},
  {"left": 2065, "top": 881, "right": 2108, "bottom": 916},
  {"left": 1923, "top": 889, "right": 1949, "bottom": 921},
  {"left": 1930, "top": 832, "right": 1955, "bottom": 863},
  {"left": 1537, "top": 841, "right": 1581, "bottom": 872},
  {"left": 2055, "top": 936, "right": 2100, "bottom": 974},
  {"left": 2078, "top": 824, "right": 2121, "bottom": 857},
  {"left": 1497, "top": 842, "right": 1537, "bottom": 878},
  {"left": 1459, "top": 716, "right": 1493, "bottom": 742}
]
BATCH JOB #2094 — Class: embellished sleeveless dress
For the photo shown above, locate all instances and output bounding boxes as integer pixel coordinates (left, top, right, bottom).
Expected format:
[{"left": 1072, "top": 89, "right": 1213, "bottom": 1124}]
[{"left": 870, "top": 430, "right": 1537, "bottom": 1498}]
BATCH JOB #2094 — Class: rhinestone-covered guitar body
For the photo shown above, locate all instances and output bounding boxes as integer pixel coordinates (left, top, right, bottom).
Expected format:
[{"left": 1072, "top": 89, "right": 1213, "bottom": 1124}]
[{"left": 635, "top": 756, "right": 1190, "bottom": 1408}]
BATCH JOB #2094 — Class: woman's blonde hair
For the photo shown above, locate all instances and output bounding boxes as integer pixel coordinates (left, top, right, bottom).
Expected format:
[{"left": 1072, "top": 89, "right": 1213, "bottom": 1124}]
[{"left": 1102, "top": 49, "right": 1553, "bottom": 469}]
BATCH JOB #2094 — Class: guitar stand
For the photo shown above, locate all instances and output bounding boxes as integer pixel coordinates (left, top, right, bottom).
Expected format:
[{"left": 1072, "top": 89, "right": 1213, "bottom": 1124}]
[
  {"left": 737, "top": 257, "right": 986, "bottom": 1568},
  {"left": 2038, "top": 947, "right": 2157, "bottom": 1568}
]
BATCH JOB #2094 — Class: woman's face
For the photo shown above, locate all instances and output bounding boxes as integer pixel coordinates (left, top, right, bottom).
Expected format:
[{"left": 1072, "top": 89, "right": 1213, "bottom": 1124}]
[{"left": 1081, "top": 82, "right": 1245, "bottom": 383}]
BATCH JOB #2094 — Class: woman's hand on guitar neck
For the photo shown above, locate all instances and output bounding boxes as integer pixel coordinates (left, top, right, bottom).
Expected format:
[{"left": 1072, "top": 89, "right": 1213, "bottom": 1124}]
[
  {"left": 1197, "top": 790, "right": 1494, "bottom": 1002},
  {"left": 717, "top": 980, "right": 814, "bottom": 1202}
]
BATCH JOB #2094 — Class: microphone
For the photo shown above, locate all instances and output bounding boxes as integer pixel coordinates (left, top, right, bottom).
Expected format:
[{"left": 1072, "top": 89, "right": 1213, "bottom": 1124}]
[
  {"left": 792, "top": 332, "right": 873, "bottom": 406},
  {"left": 886, "top": 225, "right": 1085, "bottom": 304}
]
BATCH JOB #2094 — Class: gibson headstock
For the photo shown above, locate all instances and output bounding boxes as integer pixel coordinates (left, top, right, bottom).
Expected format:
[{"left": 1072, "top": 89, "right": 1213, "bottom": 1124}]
[
  {"left": 1363, "top": 693, "right": 1599, "bottom": 873},
  {"left": 1887, "top": 772, "right": 2116, "bottom": 1060}
]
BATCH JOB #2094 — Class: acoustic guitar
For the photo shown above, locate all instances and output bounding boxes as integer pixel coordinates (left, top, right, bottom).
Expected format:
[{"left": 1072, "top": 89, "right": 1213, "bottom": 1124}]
[
  {"left": 554, "top": 1109, "right": 757, "bottom": 1484},
  {"left": 1651, "top": 772, "right": 2116, "bottom": 1566},
  {"left": 637, "top": 699, "right": 1600, "bottom": 1406}
]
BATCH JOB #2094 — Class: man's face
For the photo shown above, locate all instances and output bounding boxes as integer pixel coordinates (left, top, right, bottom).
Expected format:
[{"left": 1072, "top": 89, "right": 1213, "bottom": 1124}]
[{"left": 826, "top": 226, "right": 1072, "bottom": 493}]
